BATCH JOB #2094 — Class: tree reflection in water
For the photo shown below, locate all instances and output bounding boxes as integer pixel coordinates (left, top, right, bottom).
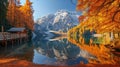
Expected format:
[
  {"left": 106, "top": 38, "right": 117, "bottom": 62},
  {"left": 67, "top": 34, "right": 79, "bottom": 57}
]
[{"left": 67, "top": 32, "right": 120, "bottom": 64}]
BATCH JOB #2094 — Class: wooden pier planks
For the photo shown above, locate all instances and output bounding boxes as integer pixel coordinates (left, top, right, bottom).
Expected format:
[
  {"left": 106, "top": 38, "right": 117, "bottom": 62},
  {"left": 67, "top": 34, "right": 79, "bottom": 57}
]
[{"left": 0, "top": 32, "right": 27, "bottom": 41}]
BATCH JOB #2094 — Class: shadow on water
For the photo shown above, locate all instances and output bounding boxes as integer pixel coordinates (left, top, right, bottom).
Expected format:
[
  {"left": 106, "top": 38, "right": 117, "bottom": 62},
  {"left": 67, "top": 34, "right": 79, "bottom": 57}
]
[{"left": 0, "top": 42, "right": 34, "bottom": 61}]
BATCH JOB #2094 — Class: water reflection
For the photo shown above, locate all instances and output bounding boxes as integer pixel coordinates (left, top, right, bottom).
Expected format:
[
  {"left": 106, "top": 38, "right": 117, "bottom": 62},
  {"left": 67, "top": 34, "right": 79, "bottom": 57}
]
[
  {"left": 32, "top": 36, "right": 96, "bottom": 65},
  {"left": 68, "top": 32, "right": 120, "bottom": 64},
  {"left": 1, "top": 32, "right": 119, "bottom": 65},
  {"left": 0, "top": 42, "right": 34, "bottom": 61}
]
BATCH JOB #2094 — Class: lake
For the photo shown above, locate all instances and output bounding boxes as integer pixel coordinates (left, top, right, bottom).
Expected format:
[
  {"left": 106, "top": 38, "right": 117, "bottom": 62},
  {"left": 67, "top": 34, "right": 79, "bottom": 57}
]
[{"left": 0, "top": 33, "right": 120, "bottom": 65}]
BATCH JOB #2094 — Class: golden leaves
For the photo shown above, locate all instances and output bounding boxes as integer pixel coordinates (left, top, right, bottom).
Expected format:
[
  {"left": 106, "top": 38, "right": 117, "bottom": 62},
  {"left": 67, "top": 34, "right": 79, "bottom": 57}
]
[
  {"left": 7, "top": 0, "right": 34, "bottom": 30},
  {"left": 67, "top": 0, "right": 120, "bottom": 64},
  {"left": 76, "top": 0, "right": 120, "bottom": 33},
  {"left": 67, "top": 32, "right": 120, "bottom": 64}
]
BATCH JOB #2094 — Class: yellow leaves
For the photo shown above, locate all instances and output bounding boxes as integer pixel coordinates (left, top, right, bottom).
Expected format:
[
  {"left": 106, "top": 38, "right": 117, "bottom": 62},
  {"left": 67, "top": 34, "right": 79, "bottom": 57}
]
[
  {"left": 76, "top": 0, "right": 89, "bottom": 11},
  {"left": 67, "top": 32, "right": 120, "bottom": 64},
  {"left": 20, "top": 0, "right": 34, "bottom": 30},
  {"left": 76, "top": 0, "right": 120, "bottom": 33},
  {"left": 7, "top": 0, "right": 34, "bottom": 31}
]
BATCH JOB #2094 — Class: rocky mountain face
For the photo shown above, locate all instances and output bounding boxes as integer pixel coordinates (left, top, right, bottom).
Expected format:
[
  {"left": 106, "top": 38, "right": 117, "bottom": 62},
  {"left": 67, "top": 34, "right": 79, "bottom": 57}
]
[{"left": 34, "top": 10, "right": 79, "bottom": 34}]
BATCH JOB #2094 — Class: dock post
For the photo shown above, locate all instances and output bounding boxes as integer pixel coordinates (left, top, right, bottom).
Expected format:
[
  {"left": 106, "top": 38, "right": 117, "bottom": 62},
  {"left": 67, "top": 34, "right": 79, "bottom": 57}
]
[{"left": 12, "top": 39, "right": 13, "bottom": 48}]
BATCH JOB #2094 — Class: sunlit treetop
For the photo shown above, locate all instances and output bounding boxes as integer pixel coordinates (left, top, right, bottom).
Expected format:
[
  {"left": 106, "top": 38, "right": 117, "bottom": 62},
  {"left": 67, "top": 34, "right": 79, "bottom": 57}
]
[{"left": 25, "top": 0, "right": 32, "bottom": 5}]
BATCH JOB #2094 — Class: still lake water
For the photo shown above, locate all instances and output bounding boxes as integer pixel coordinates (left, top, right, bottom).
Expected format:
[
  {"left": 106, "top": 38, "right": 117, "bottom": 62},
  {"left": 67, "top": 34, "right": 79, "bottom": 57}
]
[{"left": 0, "top": 33, "right": 120, "bottom": 65}]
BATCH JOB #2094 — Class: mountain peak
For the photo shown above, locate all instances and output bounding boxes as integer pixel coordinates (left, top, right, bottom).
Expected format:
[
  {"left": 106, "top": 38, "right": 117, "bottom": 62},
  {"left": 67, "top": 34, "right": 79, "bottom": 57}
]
[
  {"left": 56, "top": 9, "right": 69, "bottom": 13},
  {"left": 35, "top": 10, "right": 79, "bottom": 32},
  {"left": 55, "top": 10, "right": 68, "bottom": 16}
]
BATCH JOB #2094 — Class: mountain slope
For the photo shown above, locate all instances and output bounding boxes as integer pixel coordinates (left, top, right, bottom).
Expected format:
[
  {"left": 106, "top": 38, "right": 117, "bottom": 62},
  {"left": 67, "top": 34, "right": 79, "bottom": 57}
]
[{"left": 34, "top": 10, "right": 79, "bottom": 33}]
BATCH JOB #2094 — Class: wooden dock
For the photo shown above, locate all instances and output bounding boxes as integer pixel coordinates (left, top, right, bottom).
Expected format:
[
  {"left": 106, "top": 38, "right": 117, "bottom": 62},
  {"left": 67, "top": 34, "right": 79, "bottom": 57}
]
[
  {"left": 0, "top": 32, "right": 27, "bottom": 40},
  {"left": 0, "top": 32, "right": 28, "bottom": 46}
]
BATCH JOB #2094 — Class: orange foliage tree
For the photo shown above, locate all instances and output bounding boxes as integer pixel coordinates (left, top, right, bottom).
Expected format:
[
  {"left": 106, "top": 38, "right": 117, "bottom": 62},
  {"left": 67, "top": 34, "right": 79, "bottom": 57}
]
[
  {"left": 77, "top": 0, "right": 120, "bottom": 33},
  {"left": 7, "top": 0, "right": 34, "bottom": 31},
  {"left": 7, "top": 0, "right": 16, "bottom": 26},
  {"left": 19, "top": 0, "right": 34, "bottom": 30},
  {"left": 67, "top": 0, "right": 120, "bottom": 64}
]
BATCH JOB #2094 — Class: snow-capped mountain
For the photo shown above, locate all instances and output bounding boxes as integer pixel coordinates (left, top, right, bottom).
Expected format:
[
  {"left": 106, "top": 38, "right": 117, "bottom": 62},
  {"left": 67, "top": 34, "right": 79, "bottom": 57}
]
[{"left": 34, "top": 10, "right": 79, "bottom": 33}]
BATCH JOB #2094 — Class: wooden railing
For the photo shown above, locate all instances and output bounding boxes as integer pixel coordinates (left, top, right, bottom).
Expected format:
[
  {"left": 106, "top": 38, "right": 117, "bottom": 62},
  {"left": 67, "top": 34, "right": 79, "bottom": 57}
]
[{"left": 0, "top": 32, "right": 27, "bottom": 41}]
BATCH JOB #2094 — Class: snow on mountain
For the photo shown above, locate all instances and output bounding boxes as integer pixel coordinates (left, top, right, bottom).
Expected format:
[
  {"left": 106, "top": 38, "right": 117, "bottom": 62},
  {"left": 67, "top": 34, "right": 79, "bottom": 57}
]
[{"left": 34, "top": 10, "right": 79, "bottom": 33}]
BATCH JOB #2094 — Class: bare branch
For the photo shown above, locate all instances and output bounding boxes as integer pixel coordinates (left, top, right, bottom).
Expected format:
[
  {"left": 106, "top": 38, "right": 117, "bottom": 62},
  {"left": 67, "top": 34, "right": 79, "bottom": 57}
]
[{"left": 112, "top": 10, "right": 120, "bottom": 23}]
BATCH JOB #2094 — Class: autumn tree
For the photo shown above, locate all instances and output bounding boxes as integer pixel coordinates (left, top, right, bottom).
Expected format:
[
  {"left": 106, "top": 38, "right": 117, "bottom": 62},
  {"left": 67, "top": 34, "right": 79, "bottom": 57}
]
[
  {"left": 76, "top": 0, "right": 120, "bottom": 33},
  {"left": 7, "top": 0, "right": 34, "bottom": 31},
  {"left": 67, "top": 0, "right": 120, "bottom": 64},
  {"left": 20, "top": 0, "right": 34, "bottom": 31},
  {"left": 7, "top": 0, "right": 17, "bottom": 26}
]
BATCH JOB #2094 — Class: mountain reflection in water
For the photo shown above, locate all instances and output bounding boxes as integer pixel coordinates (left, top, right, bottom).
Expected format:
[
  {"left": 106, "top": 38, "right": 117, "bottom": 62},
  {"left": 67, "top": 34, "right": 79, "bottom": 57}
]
[
  {"left": 0, "top": 32, "right": 120, "bottom": 66},
  {"left": 32, "top": 35, "right": 96, "bottom": 65}
]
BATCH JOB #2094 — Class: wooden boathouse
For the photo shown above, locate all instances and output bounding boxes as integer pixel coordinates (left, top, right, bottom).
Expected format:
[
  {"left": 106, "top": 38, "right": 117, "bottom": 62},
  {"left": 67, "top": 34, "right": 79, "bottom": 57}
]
[{"left": 0, "top": 27, "right": 28, "bottom": 46}]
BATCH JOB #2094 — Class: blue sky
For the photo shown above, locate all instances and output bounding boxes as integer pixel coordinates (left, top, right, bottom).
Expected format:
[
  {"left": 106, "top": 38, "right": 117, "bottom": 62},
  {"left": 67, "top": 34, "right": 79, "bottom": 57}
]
[{"left": 21, "top": 0, "right": 78, "bottom": 21}]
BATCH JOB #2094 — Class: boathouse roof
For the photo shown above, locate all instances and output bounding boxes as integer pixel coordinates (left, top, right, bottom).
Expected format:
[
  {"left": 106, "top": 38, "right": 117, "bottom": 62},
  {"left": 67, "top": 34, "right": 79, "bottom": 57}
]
[{"left": 8, "top": 27, "right": 26, "bottom": 32}]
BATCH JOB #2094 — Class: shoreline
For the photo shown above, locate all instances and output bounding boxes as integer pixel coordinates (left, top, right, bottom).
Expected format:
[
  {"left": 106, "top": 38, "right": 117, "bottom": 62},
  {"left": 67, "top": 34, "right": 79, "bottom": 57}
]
[{"left": 0, "top": 58, "right": 120, "bottom": 67}]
